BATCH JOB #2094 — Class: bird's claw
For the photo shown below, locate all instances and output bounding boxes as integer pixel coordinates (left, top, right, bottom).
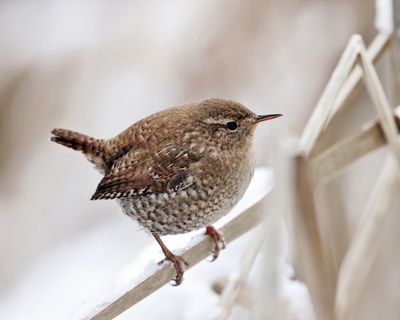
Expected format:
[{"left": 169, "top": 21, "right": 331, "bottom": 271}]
[
  {"left": 205, "top": 226, "right": 226, "bottom": 261},
  {"left": 159, "top": 254, "right": 188, "bottom": 286}
]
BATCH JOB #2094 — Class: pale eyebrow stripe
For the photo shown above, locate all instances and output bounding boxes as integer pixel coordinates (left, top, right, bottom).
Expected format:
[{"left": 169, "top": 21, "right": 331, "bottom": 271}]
[{"left": 203, "top": 117, "right": 234, "bottom": 125}]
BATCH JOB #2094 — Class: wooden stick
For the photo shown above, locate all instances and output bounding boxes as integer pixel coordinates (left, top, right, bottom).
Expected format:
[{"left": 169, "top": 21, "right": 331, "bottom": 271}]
[
  {"left": 335, "top": 156, "right": 400, "bottom": 320},
  {"left": 311, "top": 120, "right": 385, "bottom": 187},
  {"left": 217, "top": 224, "right": 267, "bottom": 320},
  {"left": 310, "top": 106, "right": 400, "bottom": 187},
  {"left": 325, "top": 32, "right": 391, "bottom": 128},
  {"left": 299, "top": 35, "right": 361, "bottom": 156},
  {"left": 315, "top": 180, "right": 350, "bottom": 272},
  {"left": 358, "top": 37, "right": 400, "bottom": 167},
  {"left": 393, "top": 0, "right": 400, "bottom": 89},
  {"left": 81, "top": 195, "right": 269, "bottom": 320},
  {"left": 310, "top": 32, "right": 391, "bottom": 158},
  {"left": 293, "top": 154, "right": 335, "bottom": 320}
]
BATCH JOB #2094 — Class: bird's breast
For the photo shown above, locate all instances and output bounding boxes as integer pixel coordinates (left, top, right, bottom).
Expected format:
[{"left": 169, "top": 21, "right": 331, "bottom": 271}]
[{"left": 118, "top": 147, "right": 255, "bottom": 235}]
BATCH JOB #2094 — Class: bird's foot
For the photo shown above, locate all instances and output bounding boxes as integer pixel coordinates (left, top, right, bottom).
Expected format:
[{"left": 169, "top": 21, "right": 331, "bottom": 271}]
[
  {"left": 205, "top": 226, "right": 226, "bottom": 261},
  {"left": 158, "top": 252, "right": 189, "bottom": 286},
  {"left": 153, "top": 233, "right": 189, "bottom": 285}
]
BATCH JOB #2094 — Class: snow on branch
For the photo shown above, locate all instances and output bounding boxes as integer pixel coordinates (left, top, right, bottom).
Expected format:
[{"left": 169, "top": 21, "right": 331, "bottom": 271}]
[{"left": 79, "top": 194, "right": 270, "bottom": 320}]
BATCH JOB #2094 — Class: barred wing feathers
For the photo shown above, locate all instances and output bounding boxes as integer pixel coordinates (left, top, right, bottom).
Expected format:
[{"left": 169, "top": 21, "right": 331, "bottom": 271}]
[{"left": 91, "top": 144, "right": 204, "bottom": 200}]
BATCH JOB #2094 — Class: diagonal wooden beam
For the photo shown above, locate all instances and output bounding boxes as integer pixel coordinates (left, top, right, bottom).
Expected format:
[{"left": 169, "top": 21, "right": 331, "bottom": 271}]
[
  {"left": 357, "top": 36, "right": 400, "bottom": 168},
  {"left": 217, "top": 224, "right": 267, "bottom": 320},
  {"left": 311, "top": 32, "right": 391, "bottom": 157},
  {"left": 309, "top": 106, "right": 400, "bottom": 188},
  {"left": 299, "top": 35, "right": 361, "bottom": 157},
  {"left": 325, "top": 32, "right": 391, "bottom": 128}
]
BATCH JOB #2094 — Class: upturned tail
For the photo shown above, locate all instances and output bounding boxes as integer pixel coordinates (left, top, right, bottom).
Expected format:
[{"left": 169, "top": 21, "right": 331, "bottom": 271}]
[
  {"left": 50, "top": 128, "right": 109, "bottom": 173},
  {"left": 51, "top": 128, "right": 97, "bottom": 151}
]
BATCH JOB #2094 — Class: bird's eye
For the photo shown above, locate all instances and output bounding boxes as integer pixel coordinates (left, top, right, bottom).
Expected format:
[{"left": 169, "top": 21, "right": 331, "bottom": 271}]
[{"left": 225, "top": 121, "right": 238, "bottom": 131}]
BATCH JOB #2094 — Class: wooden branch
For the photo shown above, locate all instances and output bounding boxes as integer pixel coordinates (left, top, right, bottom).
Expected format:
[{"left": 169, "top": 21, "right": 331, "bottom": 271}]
[
  {"left": 315, "top": 180, "right": 350, "bottom": 272},
  {"left": 393, "top": 0, "right": 400, "bottom": 90},
  {"left": 325, "top": 32, "right": 391, "bottom": 128},
  {"left": 335, "top": 156, "right": 400, "bottom": 320},
  {"left": 299, "top": 35, "right": 361, "bottom": 156},
  {"left": 81, "top": 195, "right": 269, "bottom": 320},
  {"left": 310, "top": 106, "right": 400, "bottom": 188},
  {"left": 217, "top": 224, "right": 266, "bottom": 320},
  {"left": 293, "top": 154, "right": 335, "bottom": 320},
  {"left": 311, "top": 32, "right": 391, "bottom": 157},
  {"left": 357, "top": 36, "right": 400, "bottom": 168}
]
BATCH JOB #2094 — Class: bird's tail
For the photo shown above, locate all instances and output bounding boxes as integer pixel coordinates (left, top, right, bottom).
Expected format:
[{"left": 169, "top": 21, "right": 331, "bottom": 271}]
[
  {"left": 50, "top": 128, "right": 97, "bottom": 151},
  {"left": 50, "top": 128, "right": 108, "bottom": 172}
]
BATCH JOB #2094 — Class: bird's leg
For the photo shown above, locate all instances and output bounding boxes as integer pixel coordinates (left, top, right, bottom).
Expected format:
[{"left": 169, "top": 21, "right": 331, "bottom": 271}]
[
  {"left": 205, "top": 226, "right": 226, "bottom": 261},
  {"left": 153, "top": 233, "right": 188, "bottom": 286}
]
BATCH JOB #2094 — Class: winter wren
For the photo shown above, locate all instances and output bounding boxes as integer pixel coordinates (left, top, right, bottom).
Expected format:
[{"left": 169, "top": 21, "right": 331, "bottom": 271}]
[{"left": 51, "top": 98, "right": 281, "bottom": 285}]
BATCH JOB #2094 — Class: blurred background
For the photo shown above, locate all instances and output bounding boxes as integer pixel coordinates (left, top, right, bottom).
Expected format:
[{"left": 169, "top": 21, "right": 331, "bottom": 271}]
[{"left": 2, "top": 0, "right": 397, "bottom": 319}]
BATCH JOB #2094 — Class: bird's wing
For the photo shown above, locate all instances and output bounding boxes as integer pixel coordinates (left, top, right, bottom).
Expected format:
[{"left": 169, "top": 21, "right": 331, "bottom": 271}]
[{"left": 91, "top": 143, "right": 205, "bottom": 200}]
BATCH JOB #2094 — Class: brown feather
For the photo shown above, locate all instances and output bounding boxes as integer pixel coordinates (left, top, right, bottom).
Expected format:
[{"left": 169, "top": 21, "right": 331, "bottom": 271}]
[
  {"left": 51, "top": 128, "right": 110, "bottom": 173},
  {"left": 91, "top": 144, "right": 203, "bottom": 200}
]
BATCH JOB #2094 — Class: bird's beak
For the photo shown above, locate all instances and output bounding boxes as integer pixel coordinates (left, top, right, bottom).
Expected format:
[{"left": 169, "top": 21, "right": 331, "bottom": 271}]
[{"left": 254, "top": 114, "right": 282, "bottom": 123}]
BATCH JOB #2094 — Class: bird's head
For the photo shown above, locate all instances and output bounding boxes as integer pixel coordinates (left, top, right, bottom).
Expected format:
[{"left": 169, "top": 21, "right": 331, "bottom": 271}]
[
  {"left": 140, "top": 98, "right": 281, "bottom": 157},
  {"left": 184, "top": 98, "right": 282, "bottom": 152}
]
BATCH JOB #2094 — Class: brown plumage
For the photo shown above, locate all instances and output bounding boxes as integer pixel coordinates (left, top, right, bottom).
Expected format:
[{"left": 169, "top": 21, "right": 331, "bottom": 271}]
[{"left": 51, "top": 98, "right": 282, "bottom": 284}]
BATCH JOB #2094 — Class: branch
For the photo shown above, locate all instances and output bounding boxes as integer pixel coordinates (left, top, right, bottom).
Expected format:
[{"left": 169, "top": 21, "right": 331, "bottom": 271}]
[
  {"left": 310, "top": 106, "right": 400, "bottom": 188},
  {"left": 335, "top": 156, "right": 400, "bottom": 319},
  {"left": 217, "top": 223, "right": 267, "bottom": 320},
  {"left": 80, "top": 195, "right": 270, "bottom": 320}
]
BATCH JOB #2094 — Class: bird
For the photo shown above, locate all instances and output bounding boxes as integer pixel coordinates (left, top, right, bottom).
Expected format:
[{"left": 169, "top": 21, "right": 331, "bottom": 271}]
[{"left": 50, "top": 98, "right": 281, "bottom": 285}]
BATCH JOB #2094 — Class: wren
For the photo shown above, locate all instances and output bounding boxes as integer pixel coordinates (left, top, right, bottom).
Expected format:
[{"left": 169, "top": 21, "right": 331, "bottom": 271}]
[{"left": 51, "top": 98, "right": 281, "bottom": 285}]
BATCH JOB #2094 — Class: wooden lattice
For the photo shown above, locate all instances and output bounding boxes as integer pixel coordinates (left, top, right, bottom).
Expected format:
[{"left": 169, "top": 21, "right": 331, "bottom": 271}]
[{"left": 278, "top": 31, "right": 400, "bottom": 320}]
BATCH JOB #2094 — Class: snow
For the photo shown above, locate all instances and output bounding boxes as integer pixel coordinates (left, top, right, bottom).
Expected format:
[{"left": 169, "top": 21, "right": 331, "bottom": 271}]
[
  {"left": 0, "top": 167, "right": 313, "bottom": 320},
  {"left": 279, "top": 260, "right": 316, "bottom": 320}
]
